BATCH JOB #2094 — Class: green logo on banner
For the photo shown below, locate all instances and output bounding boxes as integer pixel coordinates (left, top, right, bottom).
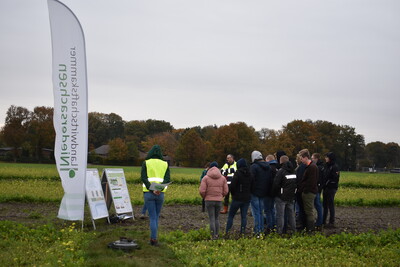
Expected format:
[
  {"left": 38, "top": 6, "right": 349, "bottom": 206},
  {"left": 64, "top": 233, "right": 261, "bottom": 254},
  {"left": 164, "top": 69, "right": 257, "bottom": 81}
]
[{"left": 69, "top": 169, "right": 76, "bottom": 178}]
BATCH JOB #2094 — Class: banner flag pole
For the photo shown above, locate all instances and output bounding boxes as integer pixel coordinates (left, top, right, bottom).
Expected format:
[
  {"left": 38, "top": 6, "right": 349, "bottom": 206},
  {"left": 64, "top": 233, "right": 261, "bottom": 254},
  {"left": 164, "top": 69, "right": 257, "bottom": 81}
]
[{"left": 48, "top": 0, "right": 88, "bottom": 221}]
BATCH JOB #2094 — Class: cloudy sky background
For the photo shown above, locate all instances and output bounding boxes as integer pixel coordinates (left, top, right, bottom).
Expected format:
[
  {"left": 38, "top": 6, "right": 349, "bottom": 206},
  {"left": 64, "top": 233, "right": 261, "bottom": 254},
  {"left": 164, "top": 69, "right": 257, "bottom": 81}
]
[{"left": 1, "top": 0, "right": 399, "bottom": 144}]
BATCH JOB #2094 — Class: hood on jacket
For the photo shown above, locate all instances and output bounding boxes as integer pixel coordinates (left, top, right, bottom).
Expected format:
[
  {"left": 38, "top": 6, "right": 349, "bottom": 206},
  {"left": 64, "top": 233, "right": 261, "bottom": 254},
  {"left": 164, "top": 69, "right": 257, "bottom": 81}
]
[
  {"left": 207, "top": 166, "right": 223, "bottom": 179},
  {"left": 276, "top": 150, "right": 286, "bottom": 160},
  {"left": 253, "top": 160, "right": 269, "bottom": 170},
  {"left": 281, "top": 161, "right": 294, "bottom": 173},
  {"left": 146, "top": 145, "right": 163, "bottom": 160},
  {"left": 251, "top": 151, "right": 263, "bottom": 163},
  {"left": 237, "top": 158, "right": 247, "bottom": 169},
  {"left": 325, "top": 152, "right": 336, "bottom": 164}
]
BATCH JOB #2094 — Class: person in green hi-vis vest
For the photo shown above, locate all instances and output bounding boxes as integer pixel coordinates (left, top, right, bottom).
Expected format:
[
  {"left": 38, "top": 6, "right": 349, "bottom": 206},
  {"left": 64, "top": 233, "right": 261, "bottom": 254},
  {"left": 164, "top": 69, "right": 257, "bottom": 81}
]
[{"left": 141, "top": 145, "right": 171, "bottom": 246}]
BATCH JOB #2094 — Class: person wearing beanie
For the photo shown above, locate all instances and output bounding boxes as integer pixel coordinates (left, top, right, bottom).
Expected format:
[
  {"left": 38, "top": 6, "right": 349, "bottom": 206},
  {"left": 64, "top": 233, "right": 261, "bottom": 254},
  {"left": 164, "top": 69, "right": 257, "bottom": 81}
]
[
  {"left": 323, "top": 152, "right": 340, "bottom": 228},
  {"left": 220, "top": 154, "right": 237, "bottom": 214},
  {"left": 226, "top": 158, "right": 254, "bottom": 234},
  {"left": 250, "top": 150, "right": 273, "bottom": 236},
  {"left": 199, "top": 163, "right": 229, "bottom": 239}
]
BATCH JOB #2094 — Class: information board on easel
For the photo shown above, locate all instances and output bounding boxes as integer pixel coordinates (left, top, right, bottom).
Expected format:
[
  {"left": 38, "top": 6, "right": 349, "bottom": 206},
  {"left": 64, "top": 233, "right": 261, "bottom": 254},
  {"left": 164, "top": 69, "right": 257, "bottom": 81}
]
[
  {"left": 101, "top": 168, "right": 134, "bottom": 219},
  {"left": 86, "top": 169, "right": 110, "bottom": 229}
]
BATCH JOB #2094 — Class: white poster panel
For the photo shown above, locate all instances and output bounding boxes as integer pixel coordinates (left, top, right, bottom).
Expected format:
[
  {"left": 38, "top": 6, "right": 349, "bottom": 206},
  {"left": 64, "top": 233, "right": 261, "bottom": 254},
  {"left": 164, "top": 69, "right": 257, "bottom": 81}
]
[
  {"left": 86, "top": 169, "right": 109, "bottom": 220},
  {"left": 103, "top": 169, "right": 133, "bottom": 214},
  {"left": 48, "top": 0, "right": 88, "bottom": 220}
]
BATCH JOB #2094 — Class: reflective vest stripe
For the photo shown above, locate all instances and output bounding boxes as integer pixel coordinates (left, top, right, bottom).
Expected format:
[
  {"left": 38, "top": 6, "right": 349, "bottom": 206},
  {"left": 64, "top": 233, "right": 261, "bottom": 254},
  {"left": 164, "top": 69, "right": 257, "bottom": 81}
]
[
  {"left": 285, "top": 174, "right": 297, "bottom": 179},
  {"left": 221, "top": 162, "right": 237, "bottom": 177},
  {"left": 143, "top": 159, "right": 168, "bottom": 192}
]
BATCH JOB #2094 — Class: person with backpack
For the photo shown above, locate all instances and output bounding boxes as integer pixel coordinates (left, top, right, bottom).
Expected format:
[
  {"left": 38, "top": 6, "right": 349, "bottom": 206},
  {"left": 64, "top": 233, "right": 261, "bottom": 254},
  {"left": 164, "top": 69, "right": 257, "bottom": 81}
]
[
  {"left": 323, "top": 152, "right": 340, "bottom": 228},
  {"left": 272, "top": 155, "right": 297, "bottom": 235}
]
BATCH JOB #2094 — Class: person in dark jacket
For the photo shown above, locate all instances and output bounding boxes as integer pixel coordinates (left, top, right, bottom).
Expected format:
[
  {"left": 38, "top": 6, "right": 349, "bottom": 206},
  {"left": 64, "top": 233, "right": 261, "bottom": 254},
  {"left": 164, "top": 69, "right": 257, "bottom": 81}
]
[
  {"left": 298, "top": 149, "right": 318, "bottom": 232},
  {"left": 200, "top": 162, "right": 214, "bottom": 212},
  {"left": 272, "top": 155, "right": 297, "bottom": 235},
  {"left": 323, "top": 152, "right": 340, "bottom": 228},
  {"left": 226, "top": 158, "right": 254, "bottom": 234},
  {"left": 311, "top": 153, "right": 324, "bottom": 228},
  {"left": 295, "top": 154, "right": 306, "bottom": 230},
  {"left": 250, "top": 151, "right": 272, "bottom": 236}
]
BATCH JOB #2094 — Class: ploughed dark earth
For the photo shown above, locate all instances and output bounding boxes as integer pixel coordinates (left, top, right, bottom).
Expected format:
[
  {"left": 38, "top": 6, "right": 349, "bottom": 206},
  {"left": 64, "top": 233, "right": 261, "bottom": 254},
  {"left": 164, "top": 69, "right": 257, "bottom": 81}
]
[{"left": 1, "top": 203, "right": 399, "bottom": 236}]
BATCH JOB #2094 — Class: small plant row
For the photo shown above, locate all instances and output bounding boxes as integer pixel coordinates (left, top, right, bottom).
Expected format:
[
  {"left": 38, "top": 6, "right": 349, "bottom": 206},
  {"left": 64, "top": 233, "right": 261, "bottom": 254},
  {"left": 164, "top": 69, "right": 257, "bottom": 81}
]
[
  {"left": 1, "top": 174, "right": 400, "bottom": 189},
  {"left": 1, "top": 195, "right": 399, "bottom": 207}
]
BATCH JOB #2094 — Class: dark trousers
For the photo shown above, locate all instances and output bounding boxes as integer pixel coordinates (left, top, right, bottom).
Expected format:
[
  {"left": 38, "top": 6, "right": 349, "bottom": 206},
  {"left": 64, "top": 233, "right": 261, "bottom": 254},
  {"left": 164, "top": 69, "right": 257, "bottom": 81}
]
[
  {"left": 295, "top": 192, "right": 306, "bottom": 229},
  {"left": 323, "top": 187, "right": 337, "bottom": 224},
  {"left": 226, "top": 200, "right": 250, "bottom": 233}
]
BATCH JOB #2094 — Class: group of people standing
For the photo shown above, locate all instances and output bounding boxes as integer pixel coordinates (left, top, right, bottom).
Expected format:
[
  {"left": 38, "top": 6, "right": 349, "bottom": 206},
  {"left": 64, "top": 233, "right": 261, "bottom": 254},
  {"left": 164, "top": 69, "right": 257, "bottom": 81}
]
[
  {"left": 199, "top": 149, "right": 340, "bottom": 239},
  {"left": 139, "top": 144, "right": 340, "bottom": 245}
]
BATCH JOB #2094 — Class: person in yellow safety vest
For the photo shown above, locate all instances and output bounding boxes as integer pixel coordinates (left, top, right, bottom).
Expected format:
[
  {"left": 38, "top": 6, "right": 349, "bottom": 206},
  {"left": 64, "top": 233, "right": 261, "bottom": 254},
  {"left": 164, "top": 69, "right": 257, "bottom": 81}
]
[
  {"left": 220, "top": 154, "right": 237, "bottom": 214},
  {"left": 141, "top": 145, "right": 171, "bottom": 246}
]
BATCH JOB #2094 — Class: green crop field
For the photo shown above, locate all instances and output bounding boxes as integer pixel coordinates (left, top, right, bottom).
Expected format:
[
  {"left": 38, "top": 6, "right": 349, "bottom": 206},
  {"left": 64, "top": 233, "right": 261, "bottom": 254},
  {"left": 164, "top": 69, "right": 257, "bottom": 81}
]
[
  {"left": 0, "top": 162, "right": 399, "bottom": 266},
  {"left": 1, "top": 162, "right": 399, "bottom": 206}
]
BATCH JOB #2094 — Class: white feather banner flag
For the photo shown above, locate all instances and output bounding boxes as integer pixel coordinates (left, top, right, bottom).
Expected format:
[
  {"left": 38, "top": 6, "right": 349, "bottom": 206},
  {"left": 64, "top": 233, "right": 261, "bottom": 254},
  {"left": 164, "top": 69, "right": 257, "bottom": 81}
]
[{"left": 48, "top": 0, "right": 88, "bottom": 221}]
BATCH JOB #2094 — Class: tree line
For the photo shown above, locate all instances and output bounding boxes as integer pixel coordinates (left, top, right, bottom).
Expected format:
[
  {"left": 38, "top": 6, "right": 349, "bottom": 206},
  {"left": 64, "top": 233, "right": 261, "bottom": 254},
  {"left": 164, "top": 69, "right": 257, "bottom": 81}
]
[{"left": 1, "top": 105, "right": 399, "bottom": 170}]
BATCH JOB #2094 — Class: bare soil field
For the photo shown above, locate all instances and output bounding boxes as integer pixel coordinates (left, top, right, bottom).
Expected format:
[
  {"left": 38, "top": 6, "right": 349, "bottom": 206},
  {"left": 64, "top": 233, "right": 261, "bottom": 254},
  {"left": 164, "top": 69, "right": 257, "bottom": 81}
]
[{"left": 1, "top": 203, "right": 399, "bottom": 236}]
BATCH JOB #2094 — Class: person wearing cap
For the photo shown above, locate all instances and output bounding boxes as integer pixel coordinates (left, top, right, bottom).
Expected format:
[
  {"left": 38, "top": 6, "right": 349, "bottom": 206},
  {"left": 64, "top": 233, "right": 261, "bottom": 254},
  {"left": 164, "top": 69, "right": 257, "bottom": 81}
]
[
  {"left": 141, "top": 145, "right": 170, "bottom": 246},
  {"left": 220, "top": 154, "right": 237, "bottom": 214},
  {"left": 225, "top": 158, "right": 254, "bottom": 234},
  {"left": 250, "top": 150, "right": 272, "bottom": 236},
  {"left": 323, "top": 152, "right": 340, "bottom": 228},
  {"left": 199, "top": 161, "right": 229, "bottom": 239}
]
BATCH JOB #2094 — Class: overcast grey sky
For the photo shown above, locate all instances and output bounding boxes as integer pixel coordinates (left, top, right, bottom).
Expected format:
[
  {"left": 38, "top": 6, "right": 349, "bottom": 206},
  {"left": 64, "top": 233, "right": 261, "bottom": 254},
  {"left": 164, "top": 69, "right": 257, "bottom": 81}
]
[{"left": 1, "top": 0, "right": 399, "bottom": 144}]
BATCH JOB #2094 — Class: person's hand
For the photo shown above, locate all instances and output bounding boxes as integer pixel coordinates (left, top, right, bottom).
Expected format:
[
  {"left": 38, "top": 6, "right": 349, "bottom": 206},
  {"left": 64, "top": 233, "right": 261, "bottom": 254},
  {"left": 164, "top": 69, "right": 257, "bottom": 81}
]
[{"left": 153, "top": 190, "right": 161, "bottom": 196}]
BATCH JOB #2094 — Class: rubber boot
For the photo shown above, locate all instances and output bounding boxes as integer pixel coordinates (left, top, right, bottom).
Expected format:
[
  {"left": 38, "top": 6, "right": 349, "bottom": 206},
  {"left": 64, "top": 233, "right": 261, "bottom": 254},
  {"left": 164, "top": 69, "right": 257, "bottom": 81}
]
[{"left": 220, "top": 205, "right": 228, "bottom": 214}]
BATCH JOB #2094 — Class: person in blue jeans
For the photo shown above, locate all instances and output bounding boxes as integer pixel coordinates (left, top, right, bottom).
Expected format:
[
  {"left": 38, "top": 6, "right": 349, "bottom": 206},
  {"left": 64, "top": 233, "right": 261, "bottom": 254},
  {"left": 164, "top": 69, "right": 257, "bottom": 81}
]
[
  {"left": 264, "top": 155, "right": 277, "bottom": 232},
  {"left": 311, "top": 153, "right": 324, "bottom": 228},
  {"left": 250, "top": 151, "right": 272, "bottom": 236},
  {"left": 226, "top": 158, "right": 254, "bottom": 234},
  {"left": 141, "top": 145, "right": 170, "bottom": 246}
]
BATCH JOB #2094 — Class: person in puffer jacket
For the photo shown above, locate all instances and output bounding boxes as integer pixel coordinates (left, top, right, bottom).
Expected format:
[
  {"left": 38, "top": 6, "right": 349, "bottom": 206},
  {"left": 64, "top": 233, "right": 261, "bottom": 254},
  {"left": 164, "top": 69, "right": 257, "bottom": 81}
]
[
  {"left": 272, "top": 155, "right": 297, "bottom": 234},
  {"left": 226, "top": 158, "right": 254, "bottom": 234},
  {"left": 199, "top": 162, "right": 229, "bottom": 239}
]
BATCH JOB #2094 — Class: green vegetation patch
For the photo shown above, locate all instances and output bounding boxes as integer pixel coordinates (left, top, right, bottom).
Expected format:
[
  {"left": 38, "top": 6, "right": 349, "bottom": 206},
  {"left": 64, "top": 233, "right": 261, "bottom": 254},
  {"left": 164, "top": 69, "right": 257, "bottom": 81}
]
[
  {"left": 164, "top": 229, "right": 400, "bottom": 266},
  {"left": 0, "top": 221, "right": 93, "bottom": 266}
]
